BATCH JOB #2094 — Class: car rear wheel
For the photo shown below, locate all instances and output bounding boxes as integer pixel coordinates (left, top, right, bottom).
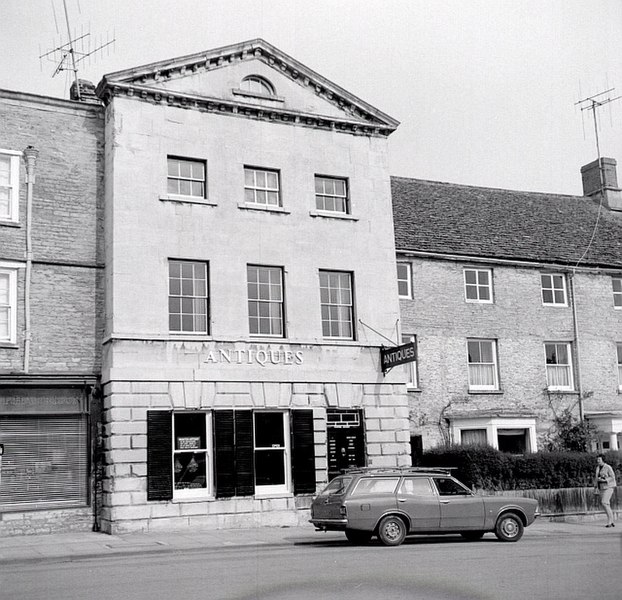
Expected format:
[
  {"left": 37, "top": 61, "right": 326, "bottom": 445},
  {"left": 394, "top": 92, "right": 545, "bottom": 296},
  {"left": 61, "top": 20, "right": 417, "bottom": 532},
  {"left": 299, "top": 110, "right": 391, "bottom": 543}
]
[
  {"left": 345, "top": 529, "right": 372, "bottom": 545},
  {"left": 377, "top": 515, "right": 407, "bottom": 546},
  {"left": 460, "top": 531, "right": 485, "bottom": 541},
  {"left": 495, "top": 512, "right": 524, "bottom": 542}
]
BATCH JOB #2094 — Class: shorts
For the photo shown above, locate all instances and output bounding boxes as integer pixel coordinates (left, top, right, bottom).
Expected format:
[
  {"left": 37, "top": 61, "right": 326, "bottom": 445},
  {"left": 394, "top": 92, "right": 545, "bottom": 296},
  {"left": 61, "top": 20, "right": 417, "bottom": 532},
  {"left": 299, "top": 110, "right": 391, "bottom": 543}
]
[{"left": 600, "top": 487, "right": 613, "bottom": 506}]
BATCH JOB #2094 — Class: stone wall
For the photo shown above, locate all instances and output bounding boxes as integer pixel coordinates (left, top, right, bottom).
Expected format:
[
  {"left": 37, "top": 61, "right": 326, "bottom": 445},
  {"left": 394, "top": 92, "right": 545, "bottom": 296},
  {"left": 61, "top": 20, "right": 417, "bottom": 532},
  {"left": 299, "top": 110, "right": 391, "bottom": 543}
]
[{"left": 100, "top": 380, "right": 410, "bottom": 533}]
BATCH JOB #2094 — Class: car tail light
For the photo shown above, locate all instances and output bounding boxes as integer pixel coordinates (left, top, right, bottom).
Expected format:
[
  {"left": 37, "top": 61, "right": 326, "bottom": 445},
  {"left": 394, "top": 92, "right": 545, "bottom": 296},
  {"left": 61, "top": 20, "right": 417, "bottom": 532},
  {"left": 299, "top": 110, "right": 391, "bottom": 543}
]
[{"left": 340, "top": 505, "right": 347, "bottom": 517}]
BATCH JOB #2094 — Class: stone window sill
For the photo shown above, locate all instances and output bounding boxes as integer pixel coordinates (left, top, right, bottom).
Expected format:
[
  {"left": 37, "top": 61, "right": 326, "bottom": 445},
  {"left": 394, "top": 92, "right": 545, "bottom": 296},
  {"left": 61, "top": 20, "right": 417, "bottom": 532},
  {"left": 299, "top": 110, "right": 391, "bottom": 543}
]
[
  {"left": 238, "top": 202, "right": 290, "bottom": 215},
  {"left": 159, "top": 195, "right": 217, "bottom": 206},
  {"left": 309, "top": 210, "right": 358, "bottom": 221}
]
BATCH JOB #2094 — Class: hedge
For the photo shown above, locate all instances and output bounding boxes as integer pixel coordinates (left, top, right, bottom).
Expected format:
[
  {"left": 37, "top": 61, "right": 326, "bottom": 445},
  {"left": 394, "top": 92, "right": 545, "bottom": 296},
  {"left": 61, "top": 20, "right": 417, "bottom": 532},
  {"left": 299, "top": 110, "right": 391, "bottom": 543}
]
[{"left": 415, "top": 446, "right": 622, "bottom": 490}]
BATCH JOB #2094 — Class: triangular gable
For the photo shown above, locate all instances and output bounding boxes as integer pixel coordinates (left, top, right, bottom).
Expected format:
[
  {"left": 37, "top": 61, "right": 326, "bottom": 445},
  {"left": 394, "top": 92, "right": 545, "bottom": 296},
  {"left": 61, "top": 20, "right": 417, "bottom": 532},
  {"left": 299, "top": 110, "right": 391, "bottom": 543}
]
[{"left": 96, "top": 39, "right": 399, "bottom": 137}]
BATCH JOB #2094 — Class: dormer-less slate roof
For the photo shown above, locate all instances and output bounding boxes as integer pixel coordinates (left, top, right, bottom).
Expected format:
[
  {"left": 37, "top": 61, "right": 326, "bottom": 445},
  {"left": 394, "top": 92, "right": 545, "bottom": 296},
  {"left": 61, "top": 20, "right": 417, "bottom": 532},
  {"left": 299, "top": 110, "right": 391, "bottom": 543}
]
[{"left": 391, "top": 177, "right": 622, "bottom": 269}]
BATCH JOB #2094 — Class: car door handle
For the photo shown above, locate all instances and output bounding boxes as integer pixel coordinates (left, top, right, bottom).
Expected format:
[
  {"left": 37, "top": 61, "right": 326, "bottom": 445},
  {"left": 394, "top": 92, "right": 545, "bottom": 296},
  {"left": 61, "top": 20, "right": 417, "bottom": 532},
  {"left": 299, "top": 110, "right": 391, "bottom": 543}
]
[
  {"left": 398, "top": 499, "right": 407, "bottom": 503},
  {"left": 440, "top": 500, "right": 450, "bottom": 504}
]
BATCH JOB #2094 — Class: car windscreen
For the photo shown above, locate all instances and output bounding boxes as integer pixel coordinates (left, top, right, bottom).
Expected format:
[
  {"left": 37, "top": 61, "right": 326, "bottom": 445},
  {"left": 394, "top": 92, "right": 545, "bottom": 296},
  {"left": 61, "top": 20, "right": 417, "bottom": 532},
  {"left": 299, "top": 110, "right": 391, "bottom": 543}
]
[
  {"left": 318, "top": 476, "right": 353, "bottom": 497},
  {"left": 350, "top": 477, "right": 400, "bottom": 496}
]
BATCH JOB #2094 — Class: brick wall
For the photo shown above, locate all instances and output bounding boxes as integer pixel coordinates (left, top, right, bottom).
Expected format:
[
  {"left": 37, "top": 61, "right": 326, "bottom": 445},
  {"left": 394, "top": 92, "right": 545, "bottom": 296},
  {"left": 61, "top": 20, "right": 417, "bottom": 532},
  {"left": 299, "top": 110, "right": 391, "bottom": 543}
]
[{"left": 0, "top": 91, "right": 104, "bottom": 373}]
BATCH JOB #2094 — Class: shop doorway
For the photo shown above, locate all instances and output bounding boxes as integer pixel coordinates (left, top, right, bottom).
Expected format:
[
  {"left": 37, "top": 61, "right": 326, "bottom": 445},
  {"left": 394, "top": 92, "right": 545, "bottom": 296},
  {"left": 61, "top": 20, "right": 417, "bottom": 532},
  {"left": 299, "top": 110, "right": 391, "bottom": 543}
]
[{"left": 326, "top": 409, "right": 365, "bottom": 480}]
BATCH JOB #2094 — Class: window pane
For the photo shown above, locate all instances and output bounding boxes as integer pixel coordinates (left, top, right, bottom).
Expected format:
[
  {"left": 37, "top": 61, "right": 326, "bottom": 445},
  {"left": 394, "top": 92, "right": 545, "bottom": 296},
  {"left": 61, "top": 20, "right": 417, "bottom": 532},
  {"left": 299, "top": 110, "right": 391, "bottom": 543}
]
[
  {"left": 464, "top": 270, "right": 477, "bottom": 284},
  {"left": 255, "top": 412, "right": 285, "bottom": 447},
  {"left": 255, "top": 450, "right": 285, "bottom": 486}
]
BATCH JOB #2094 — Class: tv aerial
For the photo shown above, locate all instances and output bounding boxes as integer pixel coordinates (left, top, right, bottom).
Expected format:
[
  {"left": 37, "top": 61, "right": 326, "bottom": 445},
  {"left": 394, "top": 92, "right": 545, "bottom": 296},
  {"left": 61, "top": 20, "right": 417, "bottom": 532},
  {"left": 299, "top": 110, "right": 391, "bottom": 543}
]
[{"left": 39, "top": 0, "right": 115, "bottom": 100}]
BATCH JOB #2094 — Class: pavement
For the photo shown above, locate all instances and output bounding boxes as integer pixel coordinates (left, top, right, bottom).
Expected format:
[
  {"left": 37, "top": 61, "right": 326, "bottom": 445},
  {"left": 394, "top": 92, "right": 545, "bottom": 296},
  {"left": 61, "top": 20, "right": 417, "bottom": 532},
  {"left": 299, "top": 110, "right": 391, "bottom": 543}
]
[{"left": 0, "top": 517, "right": 618, "bottom": 565}]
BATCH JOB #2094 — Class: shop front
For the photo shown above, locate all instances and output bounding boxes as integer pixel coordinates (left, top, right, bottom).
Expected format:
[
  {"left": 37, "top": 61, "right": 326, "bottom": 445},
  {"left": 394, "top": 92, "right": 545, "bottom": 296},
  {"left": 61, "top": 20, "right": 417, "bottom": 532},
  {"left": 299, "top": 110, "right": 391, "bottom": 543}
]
[{"left": 0, "top": 385, "right": 95, "bottom": 535}]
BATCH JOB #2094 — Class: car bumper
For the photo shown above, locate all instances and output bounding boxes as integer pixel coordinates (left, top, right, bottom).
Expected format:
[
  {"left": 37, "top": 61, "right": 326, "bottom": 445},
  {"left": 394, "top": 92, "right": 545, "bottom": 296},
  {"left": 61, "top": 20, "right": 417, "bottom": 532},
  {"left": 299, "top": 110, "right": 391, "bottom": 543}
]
[{"left": 309, "top": 518, "right": 348, "bottom": 531}]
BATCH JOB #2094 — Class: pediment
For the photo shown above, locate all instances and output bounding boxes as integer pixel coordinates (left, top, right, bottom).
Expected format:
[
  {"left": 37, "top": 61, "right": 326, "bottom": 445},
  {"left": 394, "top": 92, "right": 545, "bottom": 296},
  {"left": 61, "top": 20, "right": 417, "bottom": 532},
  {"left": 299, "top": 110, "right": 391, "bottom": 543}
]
[{"left": 97, "top": 39, "right": 399, "bottom": 136}]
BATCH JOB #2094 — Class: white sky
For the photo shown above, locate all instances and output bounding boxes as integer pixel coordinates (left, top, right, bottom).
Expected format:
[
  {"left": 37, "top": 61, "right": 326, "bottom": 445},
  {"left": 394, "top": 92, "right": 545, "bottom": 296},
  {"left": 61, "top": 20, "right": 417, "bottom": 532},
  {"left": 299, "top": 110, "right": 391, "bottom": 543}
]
[{"left": 2, "top": 0, "right": 621, "bottom": 195}]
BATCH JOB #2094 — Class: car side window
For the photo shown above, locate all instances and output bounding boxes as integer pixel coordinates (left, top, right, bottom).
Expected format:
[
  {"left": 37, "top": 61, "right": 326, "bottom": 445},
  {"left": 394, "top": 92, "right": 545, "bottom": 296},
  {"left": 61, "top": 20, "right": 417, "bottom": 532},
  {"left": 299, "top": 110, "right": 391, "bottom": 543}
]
[
  {"left": 399, "top": 477, "right": 435, "bottom": 496},
  {"left": 434, "top": 477, "right": 470, "bottom": 496},
  {"left": 319, "top": 476, "right": 352, "bottom": 496},
  {"left": 351, "top": 477, "right": 400, "bottom": 496}
]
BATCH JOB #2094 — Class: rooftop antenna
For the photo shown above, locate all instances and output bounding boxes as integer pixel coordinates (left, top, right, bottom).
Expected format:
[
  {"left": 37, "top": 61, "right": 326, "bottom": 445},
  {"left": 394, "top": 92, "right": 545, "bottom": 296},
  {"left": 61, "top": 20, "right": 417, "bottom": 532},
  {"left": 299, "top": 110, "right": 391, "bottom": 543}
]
[
  {"left": 575, "top": 87, "right": 621, "bottom": 167},
  {"left": 39, "top": 0, "right": 115, "bottom": 100}
]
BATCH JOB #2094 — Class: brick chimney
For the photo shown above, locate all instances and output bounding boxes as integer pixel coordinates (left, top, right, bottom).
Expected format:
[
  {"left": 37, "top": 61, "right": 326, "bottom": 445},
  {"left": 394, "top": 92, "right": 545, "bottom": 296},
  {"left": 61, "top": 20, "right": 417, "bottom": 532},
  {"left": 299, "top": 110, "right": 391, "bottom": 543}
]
[
  {"left": 581, "top": 157, "right": 622, "bottom": 212},
  {"left": 69, "top": 79, "right": 101, "bottom": 105}
]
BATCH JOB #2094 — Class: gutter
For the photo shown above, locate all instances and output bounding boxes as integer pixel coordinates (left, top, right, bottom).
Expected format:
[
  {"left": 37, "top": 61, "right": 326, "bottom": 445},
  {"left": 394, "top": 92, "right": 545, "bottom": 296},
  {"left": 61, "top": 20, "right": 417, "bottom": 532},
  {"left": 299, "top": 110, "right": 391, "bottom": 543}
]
[{"left": 22, "top": 146, "right": 38, "bottom": 374}]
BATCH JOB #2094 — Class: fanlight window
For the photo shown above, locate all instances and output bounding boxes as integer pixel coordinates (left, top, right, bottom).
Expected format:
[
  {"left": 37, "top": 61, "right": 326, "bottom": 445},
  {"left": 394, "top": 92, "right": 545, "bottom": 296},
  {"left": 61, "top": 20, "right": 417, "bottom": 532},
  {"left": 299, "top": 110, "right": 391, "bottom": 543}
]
[{"left": 240, "top": 76, "right": 275, "bottom": 96}]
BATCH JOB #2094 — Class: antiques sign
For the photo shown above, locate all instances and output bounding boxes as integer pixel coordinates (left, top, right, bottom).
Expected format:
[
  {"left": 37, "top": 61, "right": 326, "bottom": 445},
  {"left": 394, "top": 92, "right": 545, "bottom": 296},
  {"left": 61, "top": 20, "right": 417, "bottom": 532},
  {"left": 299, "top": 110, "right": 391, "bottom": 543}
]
[{"left": 381, "top": 342, "right": 416, "bottom": 373}]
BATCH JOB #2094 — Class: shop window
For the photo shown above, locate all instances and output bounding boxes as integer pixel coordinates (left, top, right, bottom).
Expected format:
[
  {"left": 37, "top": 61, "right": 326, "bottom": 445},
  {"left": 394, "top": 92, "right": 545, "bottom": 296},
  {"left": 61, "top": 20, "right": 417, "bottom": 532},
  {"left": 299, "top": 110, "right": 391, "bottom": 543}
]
[
  {"left": 146, "top": 409, "right": 315, "bottom": 501},
  {"left": 254, "top": 412, "right": 288, "bottom": 495},
  {"left": 0, "top": 415, "right": 88, "bottom": 508},
  {"left": 173, "top": 412, "right": 211, "bottom": 498}
]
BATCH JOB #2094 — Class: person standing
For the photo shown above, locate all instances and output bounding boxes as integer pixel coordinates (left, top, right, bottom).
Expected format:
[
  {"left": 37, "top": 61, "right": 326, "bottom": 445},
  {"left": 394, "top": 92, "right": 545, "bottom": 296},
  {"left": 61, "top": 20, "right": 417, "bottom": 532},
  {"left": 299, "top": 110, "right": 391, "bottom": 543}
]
[{"left": 594, "top": 454, "right": 617, "bottom": 527}]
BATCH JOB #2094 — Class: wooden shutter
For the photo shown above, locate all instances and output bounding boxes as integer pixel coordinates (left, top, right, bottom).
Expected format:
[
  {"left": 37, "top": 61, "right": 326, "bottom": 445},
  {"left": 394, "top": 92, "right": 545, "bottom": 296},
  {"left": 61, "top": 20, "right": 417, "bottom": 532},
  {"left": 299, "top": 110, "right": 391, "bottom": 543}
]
[
  {"left": 291, "top": 410, "right": 316, "bottom": 494},
  {"left": 234, "top": 410, "right": 254, "bottom": 496},
  {"left": 214, "top": 410, "right": 235, "bottom": 498},
  {"left": 147, "top": 410, "right": 173, "bottom": 501},
  {"left": 0, "top": 415, "right": 87, "bottom": 507}
]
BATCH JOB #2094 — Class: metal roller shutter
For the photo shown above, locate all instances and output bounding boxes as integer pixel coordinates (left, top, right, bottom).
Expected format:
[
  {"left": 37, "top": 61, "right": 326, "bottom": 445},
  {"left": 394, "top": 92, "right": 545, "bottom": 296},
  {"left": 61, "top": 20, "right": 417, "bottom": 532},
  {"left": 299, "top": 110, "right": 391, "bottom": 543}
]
[{"left": 0, "top": 415, "right": 88, "bottom": 507}]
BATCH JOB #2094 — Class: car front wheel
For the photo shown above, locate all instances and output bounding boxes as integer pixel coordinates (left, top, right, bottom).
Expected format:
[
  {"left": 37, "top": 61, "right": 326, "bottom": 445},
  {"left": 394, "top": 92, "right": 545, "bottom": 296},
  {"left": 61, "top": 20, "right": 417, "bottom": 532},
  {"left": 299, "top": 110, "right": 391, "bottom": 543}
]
[
  {"left": 345, "top": 529, "right": 372, "bottom": 545},
  {"left": 495, "top": 512, "right": 524, "bottom": 542},
  {"left": 377, "top": 515, "right": 407, "bottom": 546}
]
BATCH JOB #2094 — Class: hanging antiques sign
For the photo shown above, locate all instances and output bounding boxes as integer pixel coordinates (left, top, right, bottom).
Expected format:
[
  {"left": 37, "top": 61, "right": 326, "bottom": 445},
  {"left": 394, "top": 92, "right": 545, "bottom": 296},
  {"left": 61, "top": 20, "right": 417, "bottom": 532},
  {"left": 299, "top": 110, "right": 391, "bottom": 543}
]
[{"left": 381, "top": 341, "right": 416, "bottom": 373}]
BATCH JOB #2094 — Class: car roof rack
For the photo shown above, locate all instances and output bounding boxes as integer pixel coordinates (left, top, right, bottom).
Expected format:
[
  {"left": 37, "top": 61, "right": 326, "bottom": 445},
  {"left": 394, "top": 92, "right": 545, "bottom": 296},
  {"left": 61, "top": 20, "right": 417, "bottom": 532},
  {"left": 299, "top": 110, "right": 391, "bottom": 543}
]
[{"left": 342, "top": 466, "right": 456, "bottom": 475}]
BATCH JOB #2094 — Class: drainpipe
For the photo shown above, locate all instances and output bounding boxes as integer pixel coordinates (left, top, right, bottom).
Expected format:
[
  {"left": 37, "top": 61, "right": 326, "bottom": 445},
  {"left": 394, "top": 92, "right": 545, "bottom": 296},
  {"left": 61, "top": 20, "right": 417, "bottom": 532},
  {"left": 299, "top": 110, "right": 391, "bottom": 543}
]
[
  {"left": 569, "top": 273, "right": 584, "bottom": 421},
  {"left": 23, "top": 146, "right": 38, "bottom": 374}
]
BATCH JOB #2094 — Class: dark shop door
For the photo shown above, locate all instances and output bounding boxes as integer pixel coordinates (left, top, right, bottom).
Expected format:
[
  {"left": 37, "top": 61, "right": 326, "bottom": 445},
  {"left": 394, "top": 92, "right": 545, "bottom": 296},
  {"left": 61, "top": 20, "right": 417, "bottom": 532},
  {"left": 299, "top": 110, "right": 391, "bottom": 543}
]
[{"left": 327, "top": 410, "right": 365, "bottom": 480}]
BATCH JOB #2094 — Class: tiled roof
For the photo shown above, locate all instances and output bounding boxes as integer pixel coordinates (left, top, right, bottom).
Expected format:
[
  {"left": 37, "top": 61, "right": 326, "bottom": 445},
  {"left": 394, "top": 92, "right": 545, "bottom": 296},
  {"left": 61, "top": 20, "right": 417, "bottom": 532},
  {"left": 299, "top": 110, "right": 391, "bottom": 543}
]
[{"left": 391, "top": 176, "right": 622, "bottom": 269}]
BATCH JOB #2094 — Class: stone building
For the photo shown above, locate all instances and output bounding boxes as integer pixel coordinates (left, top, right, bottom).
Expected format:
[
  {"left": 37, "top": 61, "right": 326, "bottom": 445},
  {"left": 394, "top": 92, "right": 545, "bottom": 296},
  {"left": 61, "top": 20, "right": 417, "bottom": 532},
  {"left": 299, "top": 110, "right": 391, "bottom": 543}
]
[
  {"left": 392, "top": 159, "right": 622, "bottom": 457},
  {"left": 0, "top": 87, "right": 104, "bottom": 535},
  {"left": 94, "top": 39, "right": 409, "bottom": 533}
]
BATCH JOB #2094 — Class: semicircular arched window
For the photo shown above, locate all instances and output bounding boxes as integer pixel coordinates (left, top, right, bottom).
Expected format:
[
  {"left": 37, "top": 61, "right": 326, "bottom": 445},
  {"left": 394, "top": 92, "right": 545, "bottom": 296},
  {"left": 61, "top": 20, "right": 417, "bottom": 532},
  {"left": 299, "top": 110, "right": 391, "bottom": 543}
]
[{"left": 240, "top": 75, "right": 275, "bottom": 97}]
